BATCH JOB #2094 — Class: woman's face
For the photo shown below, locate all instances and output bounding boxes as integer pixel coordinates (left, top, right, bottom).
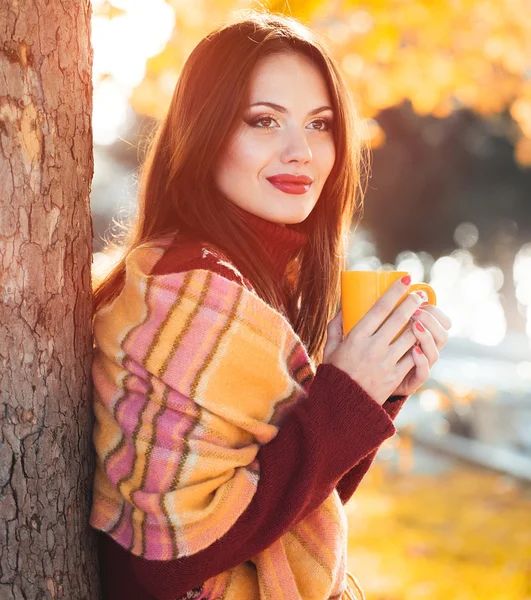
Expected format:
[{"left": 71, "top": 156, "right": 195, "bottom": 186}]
[{"left": 214, "top": 51, "right": 336, "bottom": 226}]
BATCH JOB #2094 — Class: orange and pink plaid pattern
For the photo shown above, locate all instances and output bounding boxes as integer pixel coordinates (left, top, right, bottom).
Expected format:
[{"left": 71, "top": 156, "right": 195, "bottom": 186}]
[{"left": 89, "top": 239, "right": 364, "bottom": 599}]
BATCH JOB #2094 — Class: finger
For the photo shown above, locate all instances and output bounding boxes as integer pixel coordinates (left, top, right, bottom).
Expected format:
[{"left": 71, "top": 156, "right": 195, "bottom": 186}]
[
  {"left": 374, "top": 290, "right": 425, "bottom": 344},
  {"left": 388, "top": 326, "right": 418, "bottom": 363},
  {"left": 418, "top": 304, "right": 452, "bottom": 330},
  {"left": 395, "top": 348, "right": 416, "bottom": 380},
  {"left": 411, "top": 343, "right": 431, "bottom": 382},
  {"left": 327, "top": 308, "right": 343, "bottom": 335},
  {"left": 324, "top": 308, "right": 344, "bottom": 358},
  {"left": 396, "top": 344, "right": 429, "bottom": 388},
  {"left": 411, "top": 309, "right": 449, "bottom": 350},
  {"left": 410, "top": 319, "right": 439, "bottom": 367},
  {"left": 354, "top": 276, "right": 421, "bottom": 339}
]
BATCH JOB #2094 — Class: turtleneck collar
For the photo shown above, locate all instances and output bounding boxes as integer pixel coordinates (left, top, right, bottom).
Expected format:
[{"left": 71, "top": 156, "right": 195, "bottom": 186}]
[
  {"left": 240, "top": 209, "right": 309, "bottom": 282},
  {"left": 175, "top": 208, "right": 309, "bottom": 284}
]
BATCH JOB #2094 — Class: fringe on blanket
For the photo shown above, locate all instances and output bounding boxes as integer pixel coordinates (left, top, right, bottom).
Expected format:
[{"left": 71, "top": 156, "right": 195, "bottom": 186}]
[{"left": 343, "top": 571, "right": 366, "bottom": 600}]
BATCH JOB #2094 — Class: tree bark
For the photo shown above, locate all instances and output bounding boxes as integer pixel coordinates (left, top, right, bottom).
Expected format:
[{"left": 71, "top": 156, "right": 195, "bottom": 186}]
[{"left": 0, "top": 2, "right": 99, "bottom": 599}]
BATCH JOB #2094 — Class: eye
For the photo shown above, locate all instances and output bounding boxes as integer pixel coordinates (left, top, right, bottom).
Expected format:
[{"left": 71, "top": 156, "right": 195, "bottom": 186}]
[
  {"left": 248, "top": 115, "right": 280, "bottom": 129},
  {"left": 308, "top": 118, "right": 332, "bottom": 132}
]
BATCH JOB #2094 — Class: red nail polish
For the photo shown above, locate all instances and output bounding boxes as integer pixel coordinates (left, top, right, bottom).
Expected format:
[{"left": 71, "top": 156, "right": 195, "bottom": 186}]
[
  {"left": 401, "top": 275, "right": 411, "bottom": 286},
  {"left": 413, "top": 309, "right": 421, "bottom": 317},
  {"left": 415, "top": 345, "right": 423, "bottom": 354},
  {"left": 415, "top": 320, "right": 425, "bottom": 332}
]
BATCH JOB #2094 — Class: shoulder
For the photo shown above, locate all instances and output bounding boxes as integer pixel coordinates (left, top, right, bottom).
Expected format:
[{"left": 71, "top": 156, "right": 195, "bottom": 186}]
[{"left": 150, "top": 236, "right": 253, "bottom": 291}]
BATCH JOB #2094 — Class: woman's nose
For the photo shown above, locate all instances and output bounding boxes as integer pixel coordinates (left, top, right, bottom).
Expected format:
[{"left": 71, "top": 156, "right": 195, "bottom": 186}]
[{"left": 280, "top": 129, "right": 313, "bottom": 164}]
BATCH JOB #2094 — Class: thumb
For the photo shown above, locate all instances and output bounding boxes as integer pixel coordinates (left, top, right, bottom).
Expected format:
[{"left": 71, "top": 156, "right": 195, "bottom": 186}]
[{"left": 323, "top": 308, "right": 343, "bottom": 361}]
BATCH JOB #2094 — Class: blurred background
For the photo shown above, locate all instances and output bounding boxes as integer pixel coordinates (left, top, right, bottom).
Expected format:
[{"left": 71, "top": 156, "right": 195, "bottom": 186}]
[{"left": 89, "top": 1, "right": 531, "bottom": 598}]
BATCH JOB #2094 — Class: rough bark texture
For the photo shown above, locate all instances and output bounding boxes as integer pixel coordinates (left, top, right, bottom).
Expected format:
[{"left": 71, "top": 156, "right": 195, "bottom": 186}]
[{"left": 0, "top": 2, "right": 99, "bottom": 599}]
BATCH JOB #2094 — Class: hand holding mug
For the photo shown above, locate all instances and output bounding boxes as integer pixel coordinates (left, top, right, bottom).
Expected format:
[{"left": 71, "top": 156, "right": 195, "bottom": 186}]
[{"left": 322, "top": 273, "right": 451, "bottom": 405}]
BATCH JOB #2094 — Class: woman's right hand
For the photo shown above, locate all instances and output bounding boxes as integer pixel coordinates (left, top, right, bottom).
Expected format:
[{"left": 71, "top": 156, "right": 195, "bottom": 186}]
[{"left": 322, "top": 276, "right": 425, "bottom": 406}]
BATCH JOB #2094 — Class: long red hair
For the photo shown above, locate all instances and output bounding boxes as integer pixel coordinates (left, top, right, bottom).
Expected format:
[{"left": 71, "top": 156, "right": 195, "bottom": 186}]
[{"left": 93, "top": 10, "right": 369, "bottom": 366}]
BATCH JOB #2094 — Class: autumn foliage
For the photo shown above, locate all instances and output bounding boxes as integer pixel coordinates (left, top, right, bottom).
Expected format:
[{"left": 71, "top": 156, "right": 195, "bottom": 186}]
[{"left": 91, "top": 0, "right": 531, "bottom": 167}]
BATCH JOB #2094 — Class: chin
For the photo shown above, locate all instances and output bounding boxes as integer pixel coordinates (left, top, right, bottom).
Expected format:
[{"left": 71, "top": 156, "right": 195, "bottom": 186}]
[
  {"left": 254, "top": 196, "right": 316, "bottom": 225},
  {"left": 282, "top": 215, "right": 308, "bottom": 225},
  {"left": 285, "top": 205, "right": 315, "bottom": 224},
  {"left": 266, "top": 208, "right": 306, "bottom": 224}
]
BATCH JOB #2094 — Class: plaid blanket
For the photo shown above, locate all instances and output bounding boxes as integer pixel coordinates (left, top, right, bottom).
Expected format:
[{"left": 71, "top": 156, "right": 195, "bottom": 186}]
[{"left": 89, "top": 238, "right": 364, "bottom": 599}]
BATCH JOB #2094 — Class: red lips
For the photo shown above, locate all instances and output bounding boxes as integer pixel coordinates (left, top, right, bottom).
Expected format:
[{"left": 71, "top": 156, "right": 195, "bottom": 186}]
[
  {"left": 266, "top": 174, "right": 313, "bottom": 195},
  {"left": 266, "top": 174, "right": 313, "bottom": 184}
]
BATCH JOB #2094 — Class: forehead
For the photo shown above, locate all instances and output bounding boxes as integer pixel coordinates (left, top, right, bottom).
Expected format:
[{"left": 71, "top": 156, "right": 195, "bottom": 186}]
[{"left": 246, "top": 52, "right": 332, "bottom": 106}]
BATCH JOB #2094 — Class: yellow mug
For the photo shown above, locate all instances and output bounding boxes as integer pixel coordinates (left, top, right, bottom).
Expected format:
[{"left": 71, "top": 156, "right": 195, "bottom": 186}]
[{"left": 341, "top": 270, "right": 437, "bottom": 343}]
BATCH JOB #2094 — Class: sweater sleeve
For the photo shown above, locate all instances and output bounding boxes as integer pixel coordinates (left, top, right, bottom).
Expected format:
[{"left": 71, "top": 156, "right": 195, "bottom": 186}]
[
  {"left": 335, "top": 394, "right": 409, "bottom": 505},
  {"left": 125, "top": 363, "right": 399, "bottom": 599}
]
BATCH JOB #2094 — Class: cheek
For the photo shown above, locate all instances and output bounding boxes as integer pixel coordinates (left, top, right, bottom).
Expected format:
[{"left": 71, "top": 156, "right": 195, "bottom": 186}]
[
  {"left": 315, "top": 139, "right": 336, "bottom": 178},
  {"left": 218, "top": 141, "right": 245, "bottom": 177},
  {"left": 221, "top": 132, "right": 269, "bottom": 178}
]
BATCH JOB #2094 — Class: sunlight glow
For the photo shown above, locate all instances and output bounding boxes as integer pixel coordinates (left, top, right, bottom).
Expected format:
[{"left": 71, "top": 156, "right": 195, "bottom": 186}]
[
  {"left": 513, "top": 243, "right": 531, "bottom": 343},
  {"left": 91, "top": 0, "right": 175, "bottom": 145},
  {"left": 93, "top": 80, "right": 130, "bottom": 146},
  {"left": 418, "top": 389, "right": 441, "bottom": 412},
  {"left": 430, "top": 250, "right": 506, "bottom": 346}
]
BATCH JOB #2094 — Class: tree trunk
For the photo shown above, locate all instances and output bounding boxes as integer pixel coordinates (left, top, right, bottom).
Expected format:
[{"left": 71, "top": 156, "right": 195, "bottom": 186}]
[{"left": 0, "top": 2, "right": 99, "bottom": 599}]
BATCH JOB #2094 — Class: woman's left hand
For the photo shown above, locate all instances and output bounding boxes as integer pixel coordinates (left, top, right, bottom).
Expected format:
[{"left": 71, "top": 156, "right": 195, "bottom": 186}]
[{"left": 390, "top": 303, "right": 452, "bottom": 397}]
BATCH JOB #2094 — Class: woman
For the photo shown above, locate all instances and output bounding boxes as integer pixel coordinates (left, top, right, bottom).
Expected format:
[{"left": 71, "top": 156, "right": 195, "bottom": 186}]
[{"left": 89, "top": 10, "right": 451, "bottom": 600}]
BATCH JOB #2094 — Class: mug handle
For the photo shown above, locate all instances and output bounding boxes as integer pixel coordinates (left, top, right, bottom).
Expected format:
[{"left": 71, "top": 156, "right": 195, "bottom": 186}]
[
  {"left": 409, "top": 283, "right": 437, "bottom": 306},
  {"left": 390, "top": 282, "right": 437, "bottom": 343}
]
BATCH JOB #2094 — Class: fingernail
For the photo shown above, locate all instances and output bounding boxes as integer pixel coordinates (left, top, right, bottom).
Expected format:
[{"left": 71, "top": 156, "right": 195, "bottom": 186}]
[
  {"left": 415, "top": 291, "right": 427, "bottom": 301},
  {"left": 415, "top": 345, "right": 423, "bottom": 354},
  {"left": 415, "top": 320, "right": 425, "bottom": 332},
  {"left": 412, "top": 309, "right": 421, "bottom": 317},
  {"left": 401, "top": 275, "right": 411, "bottom": 286}
]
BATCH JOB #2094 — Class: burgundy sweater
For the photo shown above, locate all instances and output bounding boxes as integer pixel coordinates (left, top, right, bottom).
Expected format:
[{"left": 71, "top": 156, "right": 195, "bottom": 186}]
[{"left": 95, "top": 211, "right": 409, "bottom": 600}]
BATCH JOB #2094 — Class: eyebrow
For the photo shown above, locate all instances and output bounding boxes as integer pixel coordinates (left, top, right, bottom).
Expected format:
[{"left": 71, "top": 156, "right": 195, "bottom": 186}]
[{"left": 248, "top": 101, "right": 333, "bottom": 116}]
